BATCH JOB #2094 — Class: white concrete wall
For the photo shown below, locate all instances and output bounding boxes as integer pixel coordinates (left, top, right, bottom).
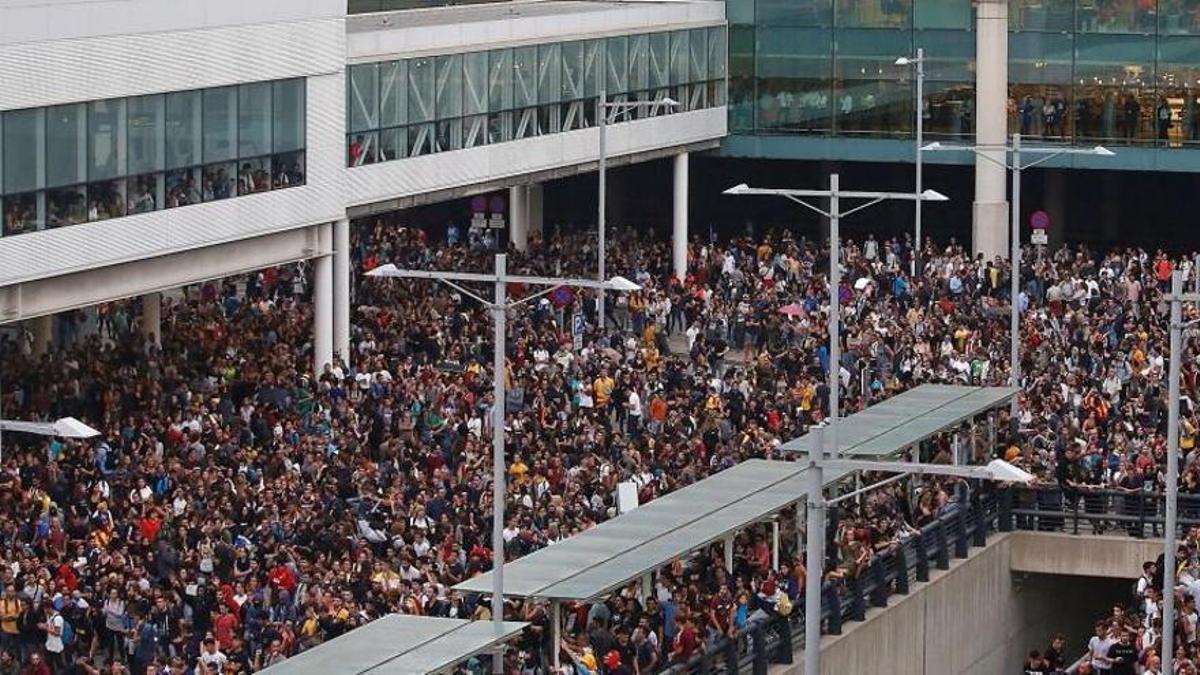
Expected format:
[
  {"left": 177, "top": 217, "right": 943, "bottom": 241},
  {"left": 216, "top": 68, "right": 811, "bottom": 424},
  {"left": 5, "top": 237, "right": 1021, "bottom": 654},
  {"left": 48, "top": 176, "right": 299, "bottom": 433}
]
[
  {"left": 347, "top": 0, "right": 725, "bottom": 61},
  {"left": 347, "top": 107, "right": 726, "bottom": 207}
]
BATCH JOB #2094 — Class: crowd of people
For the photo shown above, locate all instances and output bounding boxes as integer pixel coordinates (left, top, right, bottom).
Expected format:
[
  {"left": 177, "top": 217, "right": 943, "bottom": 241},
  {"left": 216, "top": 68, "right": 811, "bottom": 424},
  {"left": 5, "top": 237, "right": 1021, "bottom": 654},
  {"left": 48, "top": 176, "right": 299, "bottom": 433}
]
[{"left": 1, "top": 216, "right": 1198, "bottom": 675}]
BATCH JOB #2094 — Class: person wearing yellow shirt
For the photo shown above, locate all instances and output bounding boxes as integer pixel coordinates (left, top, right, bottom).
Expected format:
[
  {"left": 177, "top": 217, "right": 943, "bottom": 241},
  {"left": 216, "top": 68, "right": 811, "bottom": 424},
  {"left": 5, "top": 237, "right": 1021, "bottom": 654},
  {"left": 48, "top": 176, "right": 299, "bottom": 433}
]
[
  {"left": 594, "top": 371, "right": 615, "bottom": 409},
  {"left": 510, "top": 456, "right": 529, "bottom": 486},
  {"left": 0, "top": 586, "right": 20, "bottom": 645}
]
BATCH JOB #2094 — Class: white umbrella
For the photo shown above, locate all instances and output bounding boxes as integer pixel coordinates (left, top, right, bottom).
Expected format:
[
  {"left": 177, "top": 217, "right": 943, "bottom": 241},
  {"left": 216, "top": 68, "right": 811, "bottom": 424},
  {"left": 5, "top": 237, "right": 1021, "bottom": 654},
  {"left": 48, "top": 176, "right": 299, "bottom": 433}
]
[
  {"left": 854, "top": 277, "right": 871, "bottom": 291},
  {"left": 0, "top": 416, "right": 101, "bottom": 439}
]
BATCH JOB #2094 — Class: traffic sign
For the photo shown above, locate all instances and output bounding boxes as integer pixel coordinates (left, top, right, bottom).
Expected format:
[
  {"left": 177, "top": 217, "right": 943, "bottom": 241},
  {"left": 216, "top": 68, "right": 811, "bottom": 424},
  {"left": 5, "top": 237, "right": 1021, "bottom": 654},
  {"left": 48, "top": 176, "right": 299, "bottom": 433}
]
[
  {"left": 1031, "top": 230, "right": 1048, "bottom": 245},
  {"left": 1030, "top": 210, "right": 1049, "bottom": 230}
]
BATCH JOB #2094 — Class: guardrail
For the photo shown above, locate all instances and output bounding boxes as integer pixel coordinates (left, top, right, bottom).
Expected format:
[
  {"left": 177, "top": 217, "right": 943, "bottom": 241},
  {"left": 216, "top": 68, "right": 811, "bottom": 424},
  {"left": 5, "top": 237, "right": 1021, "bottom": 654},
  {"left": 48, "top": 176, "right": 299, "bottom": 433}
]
[{"left": 1003, "top": 484, "right": 1200, "bottom": 538}]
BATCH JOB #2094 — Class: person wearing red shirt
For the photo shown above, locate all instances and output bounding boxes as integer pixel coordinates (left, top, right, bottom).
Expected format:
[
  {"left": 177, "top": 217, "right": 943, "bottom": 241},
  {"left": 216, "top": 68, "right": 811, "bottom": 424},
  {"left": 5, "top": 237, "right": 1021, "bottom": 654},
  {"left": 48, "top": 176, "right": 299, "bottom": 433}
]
[
  {"left": 670, "top": 614, "right": 697, "bottom": 663},
  {"left": 268, "top": 562, "right": 297, "bottom": 593},
  {"left": 213, "top": 604, "right": 239, "bottom": 651}
]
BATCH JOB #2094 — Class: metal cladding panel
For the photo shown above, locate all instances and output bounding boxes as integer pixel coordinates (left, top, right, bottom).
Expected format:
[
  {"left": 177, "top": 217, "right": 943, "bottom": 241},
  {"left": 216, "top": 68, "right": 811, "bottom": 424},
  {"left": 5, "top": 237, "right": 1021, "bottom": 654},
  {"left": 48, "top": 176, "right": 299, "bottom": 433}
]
[
  {"left": 347, "top": 107, "right": 727, "bottom": 209},
  {"left": 0, "top": 17, "right": 344, "bottom": 111},
  {"left": 0, "top": 72, "right": 345, "bottom": 288}
]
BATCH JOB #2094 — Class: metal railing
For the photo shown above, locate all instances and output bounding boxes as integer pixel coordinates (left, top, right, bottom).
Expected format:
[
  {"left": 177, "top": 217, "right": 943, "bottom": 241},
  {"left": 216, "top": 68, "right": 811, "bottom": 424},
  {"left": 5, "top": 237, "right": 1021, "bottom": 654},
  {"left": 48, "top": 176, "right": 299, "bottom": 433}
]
[
  {"left": 665, "top": 494, "right": 1000, "bottom": 674},
  {"left": 1004, "top": 485, "right": 1200, "bottom": 538}
]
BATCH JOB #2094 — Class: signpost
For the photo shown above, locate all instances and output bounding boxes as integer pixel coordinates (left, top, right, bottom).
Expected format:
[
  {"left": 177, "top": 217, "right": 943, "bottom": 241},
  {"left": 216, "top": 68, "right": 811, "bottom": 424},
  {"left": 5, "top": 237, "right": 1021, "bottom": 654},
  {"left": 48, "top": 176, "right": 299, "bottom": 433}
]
[
  {"left": 572, "top": 312, "right": 585, "bottom": 351},
  {"left": 1030, "top": 210, "right": 1048, "bottom": 260}
]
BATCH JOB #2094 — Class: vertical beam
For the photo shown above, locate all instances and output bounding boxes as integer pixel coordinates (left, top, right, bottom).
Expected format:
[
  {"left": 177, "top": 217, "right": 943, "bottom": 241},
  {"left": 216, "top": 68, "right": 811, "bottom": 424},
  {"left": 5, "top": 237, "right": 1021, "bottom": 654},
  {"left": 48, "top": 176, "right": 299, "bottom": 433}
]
[
  {"left": 1010, "top": 133, "right": 1022, "bottom": 421},
  {"left": 771, "top": 519, "right": 780, "bottom": 571},
  {"left": 804, "top": 427, "right": 827, "bottom": 675},
  {"left": 491, "top": 254, "right": 508, "bottom": 675},
  {"left": 972, "top": 0, "right": 1009, "bottom": 260},
  {"left": 312, "top": 224, "right": 334, "bottom": 375},
  {"left": 527, "top": 183, "right": 544, "bottom": 247},
  {"left": 673, "top": 152, "right": 689, "bottom": 283},
  {"left": 829, "top": 174, "right": 840, "bottom": 456},
  {"left": 723, "top": 536, "right": 734, "bottom": 573},
  {"left": 333, "top": 218, "right": 351, "bottom": 367},
  {"left": 509, "top": 185, "right": 528, "bottom": 252},
  {"left": 31, "top": 315, "right": 53, "bottom": 357},
  {"left": 551, "top": 601, "right": 561, "bottom": 671},
  {"left": 1163, "top": 271, "right": 1184, "bottom": 674},
  {"left": 140, "top": 292, "right": 161, "bottom": 346}
]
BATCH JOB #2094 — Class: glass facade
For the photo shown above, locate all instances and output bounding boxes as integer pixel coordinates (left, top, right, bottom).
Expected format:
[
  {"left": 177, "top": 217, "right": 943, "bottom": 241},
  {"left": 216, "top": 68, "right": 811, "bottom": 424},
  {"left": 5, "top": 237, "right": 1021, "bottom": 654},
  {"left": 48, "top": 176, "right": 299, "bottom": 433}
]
[
  {"left": 731, "top": 0, "right": 1200, "bottom": 147},
  {"left": 0, "top": 78, "right": 306, "bottom": 237},
  {"left": 346, "top": 27, "right": 728, "bottom": 167}
]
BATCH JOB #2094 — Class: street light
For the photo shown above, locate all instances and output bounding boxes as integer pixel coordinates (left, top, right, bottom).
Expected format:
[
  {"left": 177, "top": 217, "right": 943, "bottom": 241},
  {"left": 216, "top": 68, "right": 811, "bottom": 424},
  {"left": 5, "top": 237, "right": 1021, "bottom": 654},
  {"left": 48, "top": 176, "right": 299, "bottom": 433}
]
[
  {"left": 798, "top": 425, "right": 1034, "bottom": 675},
  {"left": 596, "top": 93, "right": 681, "bottom": 331},
  {"left": 923, "top": 134, "right": 1113, "bottom": 420},
  {"left": 895, "top": 48, "right": 925, "bottom": 276},
  {"left": 1157, "top": 271, "right": 1200, "bottom": 674},
  {"left": 366, "top": 255, "right": 640, "bottom": 673},
  {"left": 722, "top": 174, "right": 948, "bottom": 465}
]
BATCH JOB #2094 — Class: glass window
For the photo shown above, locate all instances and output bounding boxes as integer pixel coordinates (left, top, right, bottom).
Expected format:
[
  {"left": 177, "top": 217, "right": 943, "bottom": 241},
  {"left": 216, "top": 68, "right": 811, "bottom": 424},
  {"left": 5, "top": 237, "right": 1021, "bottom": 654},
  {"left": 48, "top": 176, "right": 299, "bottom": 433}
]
[
  {"left": 127, "top": 95, "right": 165, "bottom": 176},
  {"left": 409, "top": 57, "right": 436, "bottom": 123},
  {"left": 833, "top": 28, "right": 913, "bottom": 135},
  {"left": 463, "top": 52, "right": 488, "bottom": 116},
  {"left": 89, "top": 99, "right": 126, "bottom": 181},
  {"left": 125, "top": 174, "right": 157, "bottom": 215},
  {"left": 273, "top": 79, "right": 306, "bottom": 154},
  {"left": 757, "top": 0, "right": 832, "bottom": 26},
  {"left": 709, "top": 26, "right": 728, "bottom": 81},
  {"left": 203, "top": 162, "right": 237, "bottom": 201},
  {"left": 585, "top": 40, "right": 605, "bottom": 98},
  {"left": 202, "top": 87, "right": 237, "bottom": 164},
  {"left": 836, "top": 0, "right": 912, "bottom": 28},
  {"left": 349, "top": 63, "right": 380, "bottom": 133},
  {"left": 237, "top": 156, "right": 271, "bottom": 195},
  {"left": 1009, "top": 0, "right": 1073, "bottom": 31},
  {"left": 562, "top": 41, "right": 587, "bottom": 101},
  {"left": 1078, "top": 0, "right": 1156, "bottom": 33},
  {"left": 924, "top": 81, "right": 975, "bottom": 138},
  {"left": 45, "top": 103, "right": 87, "bottom": 188},
  {"left": 669, "top": 31, "right": 690, "bottom": 86},
  {"left": 238, "top": 82, "right": 272, "bottom": 159},
  {"left": 46, "top": 186, "right": 87, "bottom": 227},
  {"left": 727, "top": 0, "right": 756, "bottom": 24},
  {"left": 915, "top": 0, "right": 972, "bottom": 29},
  {"left": 514, "top": 46, "right": 538, "bottom": 108},
  {"left": 537, "top": 43, "right": 562, "bottom": 133},
  {"left": 1157, "top": 35, "right": 1200, "bottom": 143},
  {"left": 915, "top": 30, "right": 974, "bottom": 82},
  {"left": 166, "top": 167, "right": 202, "bottom": 208},
  {"left": 165, "top": 90, "right": 202, "bottom": 170},
  {"left": 436, "top": 54, "right": 463, "bottom": 151},
  {"left": 3, "top": 193, "right": 41, "bottom": 236},
  {"left": 757, "top": 27, "right": 832, "bottom": 132},
  {"left": 380, "top": 61, "right": 408, "bottom": 129},
  {"left": 1074, "top": 34, "right": 1156, "bottom": 141},
  {"left": 729, "top": 26, "right": 757, "bottom": 132},
  {"left": 488, "top": 49, "right": 514, "bottom": 143},
  {"left": 1160, "top": 0, "right": 1200, "bottom": 34},
  {"left": 606, "top": 36, "right": 629, "bottom": 97},
  {"left": 629, "top": 35, "right": 650, "bottom": 100},
  {"left": 1009, "top": 32, "right": 1074, "bottom": 138}
]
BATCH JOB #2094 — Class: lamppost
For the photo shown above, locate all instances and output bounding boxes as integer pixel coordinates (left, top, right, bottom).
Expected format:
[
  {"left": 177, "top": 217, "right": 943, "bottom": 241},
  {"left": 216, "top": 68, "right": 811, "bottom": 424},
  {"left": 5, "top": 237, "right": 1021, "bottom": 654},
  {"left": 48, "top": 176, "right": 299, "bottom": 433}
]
[
  {"left": 596, "top": 93, "right": 681, "bottom": 331},
  {"left": 1159, "top": 270, "right": 1200, "bottom": 673},
  {"left": 923, "top": 134, "right": 1113, "bottom": 420},
  {"left": 365, "top": 255, "right": 639, "bottom": 673},
  {"left": 895, "top": 48, "right": 925, "bottom": 276},
  {"left": 723, "top": 175, "right": 949, "bottom": 459},
  {"left": 797, "top": 425, "right": 1035, "bottom": 675}
]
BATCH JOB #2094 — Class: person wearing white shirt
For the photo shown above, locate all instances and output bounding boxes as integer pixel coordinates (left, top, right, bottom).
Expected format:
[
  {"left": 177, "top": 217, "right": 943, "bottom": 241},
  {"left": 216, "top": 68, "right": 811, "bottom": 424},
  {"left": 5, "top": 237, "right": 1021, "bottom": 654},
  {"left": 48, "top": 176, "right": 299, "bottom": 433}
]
[{"left": 626, "top": 389, "right": 643, "bottom": 434}]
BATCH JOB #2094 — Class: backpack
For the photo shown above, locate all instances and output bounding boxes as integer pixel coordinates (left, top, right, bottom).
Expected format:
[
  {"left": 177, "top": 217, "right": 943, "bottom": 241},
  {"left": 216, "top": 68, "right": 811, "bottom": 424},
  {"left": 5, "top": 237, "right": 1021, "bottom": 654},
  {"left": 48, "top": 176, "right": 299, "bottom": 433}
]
[{"left": 57, "top": 613, "right": 74, "bottom": 646}]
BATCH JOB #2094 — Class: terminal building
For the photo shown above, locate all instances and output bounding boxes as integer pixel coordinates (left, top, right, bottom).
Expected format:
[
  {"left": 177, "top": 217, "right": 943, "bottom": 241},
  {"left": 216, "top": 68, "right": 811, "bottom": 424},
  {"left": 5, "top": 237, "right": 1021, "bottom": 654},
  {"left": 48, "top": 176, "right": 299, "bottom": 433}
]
[{"left": 2, "top": 0, "right": 1199, "bottom": 365}]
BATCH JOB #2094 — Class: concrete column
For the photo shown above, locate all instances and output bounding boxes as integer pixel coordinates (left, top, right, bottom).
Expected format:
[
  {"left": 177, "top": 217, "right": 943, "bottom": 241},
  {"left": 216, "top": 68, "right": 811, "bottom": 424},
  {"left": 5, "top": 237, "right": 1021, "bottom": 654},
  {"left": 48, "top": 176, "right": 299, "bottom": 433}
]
[
  {"left": 312, "top": 224, "right": 334, "bottom": 375},
  {"left": 672, "top": 152, "right": 689, "bottom": 282},
  {"left": 30, "top": 315, "right": 53, "bottom": 357},
  {"left": 527, "top": 183, "right": 544, "bottom": 247},
  {"left": 333, "top": 218, "right": 351, "bottom": 367},
  {"left": 141, "top": 292, "right": 161, "bottom": 346},
  {"left": 509, "top": 185, "right": 528, "bottom": 252},
  {"left": 973, "top": 0, "right": 1010, "bottom": 261}
]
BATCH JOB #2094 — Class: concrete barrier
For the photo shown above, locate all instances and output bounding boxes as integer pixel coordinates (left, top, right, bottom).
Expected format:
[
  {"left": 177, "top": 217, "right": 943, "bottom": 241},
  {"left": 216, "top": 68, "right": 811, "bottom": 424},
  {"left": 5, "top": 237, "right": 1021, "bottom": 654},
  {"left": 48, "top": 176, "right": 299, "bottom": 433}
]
[
  {"left": 776, "top": 532, "right": 1130, "bottom": 675},
  {"left": 1009, "top": 531, "right": 1162, "bottom": 579}
]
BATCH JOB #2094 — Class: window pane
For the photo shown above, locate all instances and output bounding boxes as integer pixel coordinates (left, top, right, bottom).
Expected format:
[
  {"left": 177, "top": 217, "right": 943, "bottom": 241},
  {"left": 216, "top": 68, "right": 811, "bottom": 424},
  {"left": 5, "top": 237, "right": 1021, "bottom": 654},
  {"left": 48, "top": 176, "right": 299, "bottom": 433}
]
[
  {"left": 757, "top": 0, "right": 831, "bottom": 26},
  {"left": 607, "top": 36, "right": 628, "bottom": 94},
  {"left": 1160, "top": 1, "right": 1200, "bottom": 34},
  {"left": 834, "top": 29, "right": 913, "bottom": 134},
  {"left": 239, "top": 82, "right": 273, "bottom": 159},
  {"left": 3, "top": 193, "right": 41, "bottom": 236},
  {"left": 128, "top": 95, "right": 165, "bottom": 176},
  {"left": 757, "top": 27, "right": 833, "bottom": 132},
  {"left": 273, "top": 79, "right": 306, "bottom": 154},
  {"left": 709, "top": 27, "right": 727, "bottom": 81},
  {"left": 436, "top": 54, "right": 463, "bottom": 120},
  {"left": 349, "top": 63, "right": 380, "bottom": 132},
  {"left": 380, "top": 61, "right": 408, "bottom": 128},
  {"left": 89, "top": 99, "right": 126, "bottom": 181},
  {"left": 202, "top": 87, "right": 238, "bottom": 163},
  {"left": 165, "top": 90, "right": 202, "bottom": 170},
  {"left": 409, "top": 57, "right": 436, "bottom": 123},
  {"left": 1009, "top": 32, "right": 1074, "bottom": 84},
  {"left": 1009, "top": 0, "right": 1073, "bottom": 31},
  {"left": 629, "top": 35, "right": 650, "bottom": 93},
  {"left": 465, "top": 54, "right": 489, "bottom": 115},
  {"left": 489, "top": 49, "right": 514, "bottom": 111},
  {"left": 669, "top": 32, "right": 689, "bottom": 85},
  {"left": 47, "top": 185, "right": 87, "bottom": 227},
  {"left": 1075, "top": 34, "right": 1156, "bottom": 141},
  {"left": 690, "top": 28, "right": 709, "bottom": 83},
  {"left": 727, "top": 0, "right": 756, "bottom": 24},
  {"left": 1157, "top": 36, "right": 1200, "bottom": 143},
  {"left": 538, "top": 43, "right": 562, "bottom": 104},
  {"left": 1078, "top": 0, "right": 1156, "bottom": 33},
  {"left": 562, "top": 41, "right": 587, "bottom": 100},
  {"left": 915, "top": 30, "right": 974, "bottom": 81},
  {"left": 585, "top": 40, "right": 605, "bottom": 97},
  {"left": 915, "top": 0, "right": 972, "bottom": 29},
  {"left": 837, "top": 0, "right": 912, "bottom": 28},
  {"left": 45, "top": 103, "right": 87, "bottom": 188},
  {"left": 514, "top": 46, "right": 538, "bottom": 108}
]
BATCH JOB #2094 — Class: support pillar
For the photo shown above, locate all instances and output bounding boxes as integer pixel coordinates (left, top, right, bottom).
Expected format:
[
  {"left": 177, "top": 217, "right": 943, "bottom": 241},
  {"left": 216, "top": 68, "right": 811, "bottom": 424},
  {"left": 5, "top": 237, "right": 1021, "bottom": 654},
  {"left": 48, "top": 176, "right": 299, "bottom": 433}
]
[
  {"left": 973, "top": 0, "right": 1009, "bottom": 261},
  {"left": 509, "top": 185, "right": 529, "bottom": 252},
  {"left": 672, "top": 152, "right": 689, "bottom": 283},
  {"left": 31, "top": 315, "right": 53, "bottom": 357},
  {"left": 551, "top": 601, "right": 561, "bottom": 671},
  {"left": 333, "top": 218, "right": 351, "bottom": 367},
  {"left": 312, "top": 224, "right": 334, "bottom": 375},
  {"left": 771, "top": 519, "right": 780, "bottom": 570},
  {"left": 723, "top": 535, "right": 734, "bottom": 573},
  {"left": 527, "top": 183, "right": 544, "bottom": 247},
  {"left": 141, "top": 292, "right": 161, "bottom": 346}
]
